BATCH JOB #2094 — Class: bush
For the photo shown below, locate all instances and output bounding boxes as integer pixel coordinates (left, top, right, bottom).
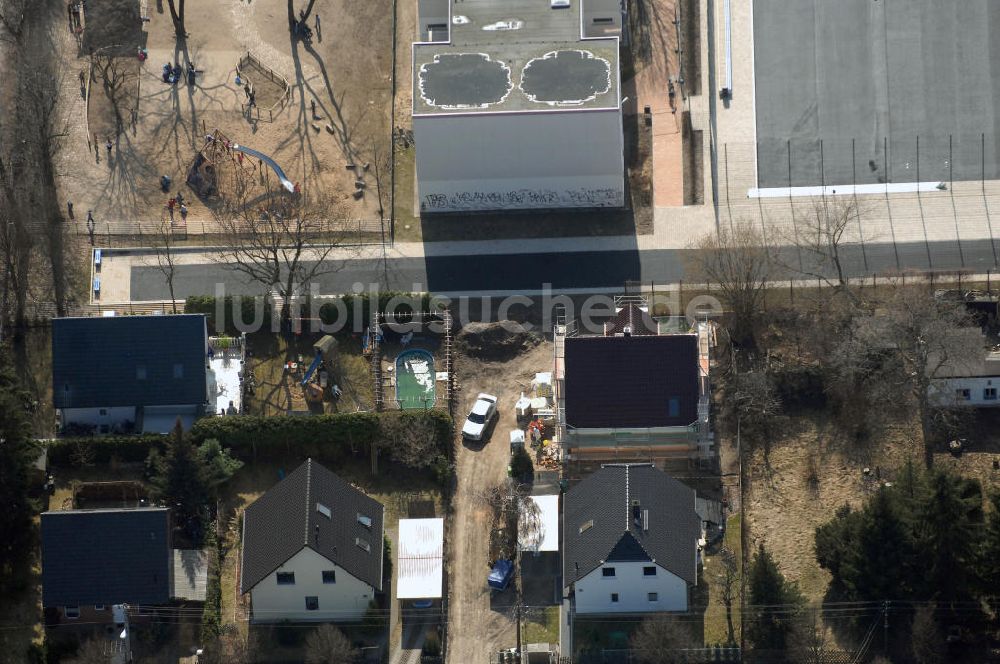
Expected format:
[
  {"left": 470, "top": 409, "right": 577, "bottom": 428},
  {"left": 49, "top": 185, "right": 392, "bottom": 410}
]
[
  {"left": 383, "top": 535, "right": 393, "bottom": 586},
  {"left": 199, "top": 526, "right": 222, "bottom": 643},
  {"left": 46, "top": 434, "right": 168, "bottom": 468},
  {"left": 317, "top": 292, "right": 438, "bottom": 334},
  {"left": 190, "top": 411, "right": 453, "bottom": 468},
  {"left": 190, "top": 412, "right": 381, "bottom": 461},
  {"left": 185, "top": 295, "right": 274, "bottom": 336}
]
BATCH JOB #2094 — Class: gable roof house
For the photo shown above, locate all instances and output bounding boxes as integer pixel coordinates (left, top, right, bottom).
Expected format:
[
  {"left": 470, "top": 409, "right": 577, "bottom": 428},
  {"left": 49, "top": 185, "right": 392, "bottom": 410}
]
[
  {"left": 52, "top": 314, "right": 210, "bottom": 434},
  {"left": 553, "top": 301, "right": 714, "bottom": 462},
  {"left": 241, "top": 459, "right": 385, "bottom": 623},
  {"left": 41, "top": 508, "right": 172, "bottom": 622},
  {"left": 925, "top": 328, "right": 1000, "bottom": 408},
  {"left": 563, "top": 464, "right": 701, "bottom": 614}
]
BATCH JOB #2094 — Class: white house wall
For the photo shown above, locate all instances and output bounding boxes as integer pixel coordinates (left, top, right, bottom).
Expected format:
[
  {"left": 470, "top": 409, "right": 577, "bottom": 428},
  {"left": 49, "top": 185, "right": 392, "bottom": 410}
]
[
  {"left": 61, "top": 406, "right": 136, "bottom": 431},
  {"left": 573, "top": 561, "right": 688, "bottom": 614},
  {"left": 414, "top": 109, "right": 624, "bottom": 212},
  {"left": 249, "top": 547, "right": 375, "bottom": 623},
  {"left": 930, "top": 376, "right": 1000, "bottom": 407}
]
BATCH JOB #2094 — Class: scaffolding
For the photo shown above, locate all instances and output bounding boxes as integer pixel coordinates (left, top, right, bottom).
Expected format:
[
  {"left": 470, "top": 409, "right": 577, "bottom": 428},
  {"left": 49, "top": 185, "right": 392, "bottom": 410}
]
[{"left": 370, "top": 310, "right": 456, "bottom": 416}]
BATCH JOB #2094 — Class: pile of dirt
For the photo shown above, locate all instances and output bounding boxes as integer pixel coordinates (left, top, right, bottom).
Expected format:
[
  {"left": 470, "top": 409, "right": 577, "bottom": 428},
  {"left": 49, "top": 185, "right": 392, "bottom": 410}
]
[{"left": 456, "top": 322, "right": 541, "bottom": 362}]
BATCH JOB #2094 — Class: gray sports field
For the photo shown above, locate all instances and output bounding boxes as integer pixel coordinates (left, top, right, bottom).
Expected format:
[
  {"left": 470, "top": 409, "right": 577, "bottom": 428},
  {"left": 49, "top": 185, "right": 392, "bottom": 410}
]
[{"left": 753, "top": 0, "right": 1000, "bottom": 188}]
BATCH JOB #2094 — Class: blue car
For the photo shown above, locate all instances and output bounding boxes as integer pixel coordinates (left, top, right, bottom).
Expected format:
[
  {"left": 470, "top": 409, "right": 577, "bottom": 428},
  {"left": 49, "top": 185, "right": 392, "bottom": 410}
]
[{"left": 488, "top": 559, "right": 514, "bottom": 591}]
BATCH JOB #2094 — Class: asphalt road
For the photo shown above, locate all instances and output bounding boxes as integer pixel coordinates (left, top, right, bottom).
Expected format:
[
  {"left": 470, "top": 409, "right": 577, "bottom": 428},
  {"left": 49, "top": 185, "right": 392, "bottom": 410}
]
[{"left": 130, "top": 237, "right": 1000, "bottom": 302}]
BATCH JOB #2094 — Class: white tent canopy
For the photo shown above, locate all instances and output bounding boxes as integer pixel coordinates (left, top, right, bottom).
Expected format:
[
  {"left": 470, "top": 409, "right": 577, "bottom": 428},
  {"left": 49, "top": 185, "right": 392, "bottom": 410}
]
[
  {"left": 396, "top": 518, "right": 444, "bottom": 599},
  {"left": 519, "top": 494, "right": 559, "bottom": 552}
]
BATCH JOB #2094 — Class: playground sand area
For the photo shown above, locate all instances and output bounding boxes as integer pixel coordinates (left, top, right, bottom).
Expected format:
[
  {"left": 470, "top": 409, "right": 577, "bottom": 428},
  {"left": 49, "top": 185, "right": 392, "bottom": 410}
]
[{"left": 55, "top": 0, "right": 394, "bottom": 234}]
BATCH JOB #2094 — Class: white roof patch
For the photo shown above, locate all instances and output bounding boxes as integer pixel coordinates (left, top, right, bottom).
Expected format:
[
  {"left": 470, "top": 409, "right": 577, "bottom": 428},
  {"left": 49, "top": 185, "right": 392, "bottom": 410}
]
[{"left": 397, "top": 518, "right": 445, "bottom": 599}]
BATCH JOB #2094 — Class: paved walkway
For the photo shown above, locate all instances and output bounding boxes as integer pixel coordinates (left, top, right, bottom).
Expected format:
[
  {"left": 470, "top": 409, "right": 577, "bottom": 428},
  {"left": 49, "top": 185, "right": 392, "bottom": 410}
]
[{"left": 632, "top": 0, "right": 686, "bottom": 207}]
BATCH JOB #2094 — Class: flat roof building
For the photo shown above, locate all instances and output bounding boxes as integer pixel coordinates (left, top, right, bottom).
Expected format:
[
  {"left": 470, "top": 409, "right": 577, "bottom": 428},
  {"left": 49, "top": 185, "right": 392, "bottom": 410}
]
[{"left": 412, "top": 0, "right": 625, "bottom": 212}]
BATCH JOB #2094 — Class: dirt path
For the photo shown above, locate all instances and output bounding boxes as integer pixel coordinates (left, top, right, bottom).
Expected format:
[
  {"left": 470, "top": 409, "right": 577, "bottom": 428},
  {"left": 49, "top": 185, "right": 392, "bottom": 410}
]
[{"left": 446, "top": 341, "right": 553, "bottom": 664}]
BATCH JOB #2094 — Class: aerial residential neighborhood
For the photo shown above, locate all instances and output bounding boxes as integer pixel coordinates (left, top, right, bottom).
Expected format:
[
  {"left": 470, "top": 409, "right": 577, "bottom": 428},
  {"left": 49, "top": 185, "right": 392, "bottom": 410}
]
[{"left": 2, "top": 0, "right": 1000, "bottom": 662}]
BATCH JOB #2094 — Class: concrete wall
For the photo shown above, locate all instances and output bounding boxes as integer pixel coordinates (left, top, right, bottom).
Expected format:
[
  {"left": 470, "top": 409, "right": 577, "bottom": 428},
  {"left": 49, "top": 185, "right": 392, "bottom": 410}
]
[
  {"left": 930, "top": 376, "right": 1000, "bottom": 407},
  {"left": 573, "top": 561, "right": 688, "bottom": 613},
  {"left": 250, "top": 547, "right": 375, "bottom": 623},
  {"left": 414, "top": 109, "right": 624, "bottom": 212}
]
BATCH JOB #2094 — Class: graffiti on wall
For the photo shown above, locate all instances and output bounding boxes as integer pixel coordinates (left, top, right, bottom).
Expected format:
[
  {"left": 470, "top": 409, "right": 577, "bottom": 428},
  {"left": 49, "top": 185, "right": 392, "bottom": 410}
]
[{"left": 421, "top": 187, "right": 623, "bottom": 211}]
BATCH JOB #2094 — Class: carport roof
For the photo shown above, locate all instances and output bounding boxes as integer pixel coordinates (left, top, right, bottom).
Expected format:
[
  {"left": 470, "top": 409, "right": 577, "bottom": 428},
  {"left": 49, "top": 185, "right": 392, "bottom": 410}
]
[{"left": 396, "top": 518, "right": 444, "bottom": 599}]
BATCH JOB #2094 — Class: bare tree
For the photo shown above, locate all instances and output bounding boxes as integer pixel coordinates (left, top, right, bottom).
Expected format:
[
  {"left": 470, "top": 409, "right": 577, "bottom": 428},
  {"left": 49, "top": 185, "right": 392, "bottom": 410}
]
[
  {"left": 732, "top": 369, "right": 782, "bottom": 437},
  {"left": 152, "top": 219, "right": 180, "bottom": 313},
  {"left": 378, "top": 411, "right": 443, "bottom": 470},
  {"left": 0, "top": 45, "right": 69, "bottom": 329},
  {"left": 853, "top": 287, "right": 980, "bottom": 464},
  {"left": 0, "top": 0, "right": 25, "bottom": 41},
  {"left": 719, "top": 546, "right": 739, "bottom": 646},
  {"left": 630, "top": 615, "right": 695, "bottom": 664},
  {"left": 18, "top": 60, "right": 70, "bottom": 313},
  {"left": 212, "top": 183, "right": 353, "bottom": 323},
  {"left": 166, "top": 0, "right": 186, "bottom": 38},
  {"left": 782, "top": 199, "right": 864, "bottom": 294},
  {"left": 304, "top": 624, "right": 357, "bottom": 664},
  {"left": 91, "top": 51, "right": 132, "bottom": 131},
  {"left": 689, "top": 221, "right": 774, "bottom": 347},
  {"left": 477, "top": 479, "right": 539, "bottom": 561}
]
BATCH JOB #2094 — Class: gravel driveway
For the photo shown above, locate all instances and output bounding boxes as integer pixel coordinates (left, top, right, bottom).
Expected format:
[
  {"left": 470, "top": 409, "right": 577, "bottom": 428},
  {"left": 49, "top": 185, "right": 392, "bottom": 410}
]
[{"left": 445, "top": 342, "right": 552, "bottom": 663}]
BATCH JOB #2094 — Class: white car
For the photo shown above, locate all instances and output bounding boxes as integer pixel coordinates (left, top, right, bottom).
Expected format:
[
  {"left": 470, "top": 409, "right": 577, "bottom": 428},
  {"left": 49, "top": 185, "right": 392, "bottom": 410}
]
[
  {"left": 550, "top": 0, "right": 570, "bottom": 8},
  {"left": 462, "top": 393, "right": 498, "bottom": 441}
]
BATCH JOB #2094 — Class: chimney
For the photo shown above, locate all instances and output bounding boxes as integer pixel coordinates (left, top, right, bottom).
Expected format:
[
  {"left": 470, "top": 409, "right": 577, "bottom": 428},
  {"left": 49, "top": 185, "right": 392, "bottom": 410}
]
[
  {"left": 623, "top": 325, "right": 632, "bottom": 337},
  {"left": 314, "top": 524, "right": 319, "bottom": 546},
  {"left": 632, "top": 502, "right": 641, "bottom": 527}
]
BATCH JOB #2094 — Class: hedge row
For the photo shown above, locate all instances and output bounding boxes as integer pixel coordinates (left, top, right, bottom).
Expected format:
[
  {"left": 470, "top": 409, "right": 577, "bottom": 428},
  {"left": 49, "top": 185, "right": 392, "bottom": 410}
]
[
  {"left": 46, "top": 433, "right": 168, "bottom": 467},
  {"left": 47, "top": 411, "right": 453, "bottom": 470},
  {"left": 184, "top": 295, "right": 274, "bottom": 336}
]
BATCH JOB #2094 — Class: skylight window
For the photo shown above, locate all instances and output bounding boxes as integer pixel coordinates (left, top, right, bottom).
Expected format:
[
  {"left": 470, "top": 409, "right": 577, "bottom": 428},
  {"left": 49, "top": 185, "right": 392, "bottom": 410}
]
[
  {"left": 357, "top": 514, "right": 372, "bottom": 529},
  {"left": 316, "top": 503, "right": 331, "bottom": 519},
  {"left": 579, "top": 519, "right": 594, "bottom": 534},
  {"left": 356, "top": 537, "right": 371, "bottom": 553}
]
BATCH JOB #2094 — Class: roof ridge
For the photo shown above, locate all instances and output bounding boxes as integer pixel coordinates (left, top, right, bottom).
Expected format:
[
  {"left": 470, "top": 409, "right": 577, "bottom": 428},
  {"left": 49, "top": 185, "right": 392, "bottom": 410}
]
[
  {"left": 623, "top": 465, "right": 630, "bottom": 530},
  {"left": 303, "top": 458, "right": 312, "bottom": 546}
]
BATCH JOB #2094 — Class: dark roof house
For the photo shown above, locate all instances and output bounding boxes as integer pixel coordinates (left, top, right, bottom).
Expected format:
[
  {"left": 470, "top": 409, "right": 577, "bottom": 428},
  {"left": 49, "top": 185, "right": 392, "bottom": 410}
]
[
  {"left": 563, "top": 464, "right": 700, "bottom": 586},
  {"left": 563, "top": 334, "right": 698, "bottom": 429},
  {"left": 241, "top": 459, "right": 385, "bottom": 593},
  {"left": 52, "top": 314, "right": 208, "bottom": 409},
  {"left": 41, "top": 508, "right": 171, "bottom": 607}
]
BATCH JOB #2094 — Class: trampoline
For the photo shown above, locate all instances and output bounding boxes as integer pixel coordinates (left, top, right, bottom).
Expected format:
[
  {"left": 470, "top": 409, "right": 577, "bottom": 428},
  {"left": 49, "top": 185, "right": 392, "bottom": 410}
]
[{"left": 395, "top": 349, "right": 436, "bottom": 410}]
